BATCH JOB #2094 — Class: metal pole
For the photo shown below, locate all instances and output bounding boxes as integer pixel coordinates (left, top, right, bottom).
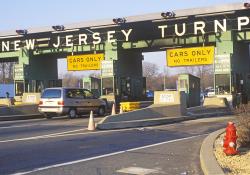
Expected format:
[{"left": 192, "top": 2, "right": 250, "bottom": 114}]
[{"left": 163, "top": 66, "right": 166, "bottom": 90}]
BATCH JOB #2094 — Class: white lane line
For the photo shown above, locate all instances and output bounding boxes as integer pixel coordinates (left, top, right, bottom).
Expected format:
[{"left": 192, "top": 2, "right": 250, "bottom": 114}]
[
  {"left": 0, "top": 118, "right": 45, "bottom": 124},
  {"left": 0, "top": 124, "right": 40, "bottom": 129},
  {"left": 11, "top": 134, "right": 207, "bottom": 175},
  {"left": 0, "top": 128, "right": 87, "bottom": 143},
  {"left": 0, "top": 125, "right": 152, "bottom": 143}
]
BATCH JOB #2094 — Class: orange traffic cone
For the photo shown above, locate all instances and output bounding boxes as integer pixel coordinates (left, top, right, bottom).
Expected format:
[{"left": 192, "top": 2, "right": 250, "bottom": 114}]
[
  {"left": 88, "top": 111, "right": 95, "bottom": 131},
  {"left": 111, "top": 103, "right": 116, "bottom": 115},
  {"left": 119, "top": 106, "right": 123, "bottom": 114}
]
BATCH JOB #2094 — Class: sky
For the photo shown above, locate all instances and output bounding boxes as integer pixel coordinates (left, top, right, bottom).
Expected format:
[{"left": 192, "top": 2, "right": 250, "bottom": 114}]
[{"left": 0, "top": 0, "right": 245, "bottom": 77}]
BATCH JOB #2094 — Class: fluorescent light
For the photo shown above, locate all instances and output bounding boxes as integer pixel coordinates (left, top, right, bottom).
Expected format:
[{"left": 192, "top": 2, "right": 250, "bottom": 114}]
[
  {"left": 0, "top": 35, "right": 23, "bottom": 39},
  {"left": 37, "top": 43, "right": 49, "bottom": 47},
  {"left": 160, "top": 46, "right": 182, "bottom": 49},
  {"left": 36, "top": 38, "right": 50, "bottom": 41},
  {"left": 90, "top": 24, "right": 119, "bottom": 29},
  {"left": 85, "top": 29, "right": 94, "bottom": 34},
  {"left": 195, "top": 11, "right": 235, "bottom": 18},
  {"left": 152, "top": 16, "right": 188, "bottom": 23},
  {"left": 52, "top": 28, "right": 80, "bottom": 34}
]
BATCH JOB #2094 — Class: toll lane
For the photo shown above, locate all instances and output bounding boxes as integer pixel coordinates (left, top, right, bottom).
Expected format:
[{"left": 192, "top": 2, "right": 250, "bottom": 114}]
[
  {"left": 0, "top": 116, "right": 103, "bottom": 142},
  {"left": 0, "top": 116, "right": 234, "bottom": 175}
]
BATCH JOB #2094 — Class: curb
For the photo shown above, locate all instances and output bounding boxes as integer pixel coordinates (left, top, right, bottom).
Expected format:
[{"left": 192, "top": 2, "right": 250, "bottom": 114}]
[
  {"left": 0, "top": 114, "right": 43, "bottom": 121},
  {"left": 97, "top": 111, "right": 230, "bottom": 130},
  {"left": 200, "top": 129, "right": 225, "bottom": 175},
  {"left": 97, "top": 116, "right": 195, "bottom": 130}
]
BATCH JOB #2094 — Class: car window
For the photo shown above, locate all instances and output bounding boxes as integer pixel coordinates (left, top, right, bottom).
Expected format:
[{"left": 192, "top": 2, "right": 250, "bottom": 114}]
[
  {"left": 66, "top": 89, "right": 85, "bottom": 99},
  {"left": 83, "top": 89, "right": 94, "bottom": 99},
  {"left": 41, "top": 89, "right": 61, "bottom": 98}
]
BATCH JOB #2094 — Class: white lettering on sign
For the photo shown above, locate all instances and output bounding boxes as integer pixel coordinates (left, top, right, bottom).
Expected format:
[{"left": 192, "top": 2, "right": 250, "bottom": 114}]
[
  {"left": 107, "top": 31, "right": 116, "bottom": 43},
  {"left": 175, "top": 23, "right": 186, "bottom": 36},
  {"left": 0, "top": 16, "right": 249, "bottom": 52},
  {"left": 158, "top": 25, "right": 168, "bottom": 38},
  {"left": 53, "top": 36, "right": 60, "bottom": 48},
  {"left": 79, "top": 34, "right": 88, "bottom": 45},
  {"left": 25, "top": 39, "right": 35, "bottom": 50},
  {"left": 121, "top": 29, "right": 133, "bottom": 41},
  {"left": 2, "top": 41, "right": 9, "bottom": 51},
  {"left": 14, "top": 40, "right": 21, "bottom": 51},
  {"left": 66, "top": 35, "right": 73, "bottom": 47},
  {"left": 238, "top": 16, "right": 250, "bottom": 31},
  {"left": 93, "top": 32, "right": 101, "bottom": 45},
  {"left": 214, "top": 19, "right": 227, "bottom": 32},
  {"left": 194, "top": 21, "right": 206, "bottom": 34},
  {"left": 159, "top": 94, "right": 174, "bottom": 103}
]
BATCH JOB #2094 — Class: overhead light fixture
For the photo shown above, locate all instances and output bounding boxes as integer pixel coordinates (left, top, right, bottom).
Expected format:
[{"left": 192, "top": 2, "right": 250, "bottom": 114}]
[
  {"left": 16, "top": 29, "right": 28, "bottom": 35},
  {"left": 244, "top": 2, "right": 250, "bottom": 8},
  {"left": 0, "top": 35, "right": 23, "bottom": 39},
  {"left": 161, "top": 11, "right": 176, "bottom": 18},
  {"left": 113, "top": 17, "right": 126, "bottom": 24},
  {"left": 52, "top": 25, "right": 65, "bottom": 31}
]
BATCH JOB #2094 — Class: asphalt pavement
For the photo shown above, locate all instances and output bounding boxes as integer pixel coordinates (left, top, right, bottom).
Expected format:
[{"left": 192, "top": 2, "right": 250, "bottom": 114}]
[{"left": 0, "top": 115, "right": 234, "bottom": 175}]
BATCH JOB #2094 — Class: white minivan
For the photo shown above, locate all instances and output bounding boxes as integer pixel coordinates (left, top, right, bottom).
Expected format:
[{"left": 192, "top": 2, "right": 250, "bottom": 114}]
[{"left": 38, "top": 87, "right": 106, "bottom": 119}]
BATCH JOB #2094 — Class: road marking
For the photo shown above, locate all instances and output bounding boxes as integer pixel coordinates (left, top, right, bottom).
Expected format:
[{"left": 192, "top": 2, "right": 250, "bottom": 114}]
[
  {"left": 117, "top": 167, "right": 161, "bottom": 175},
  {"left": 0, "top": 118, "right": 45, "bottom": 124},
  {"left": 0, "top": 128, "right": 87, "bottom": 143},
  {"left": 0, "top": 125, "right": 151, "bottom": 143},
  {"left": 11, "top": 134, "right": 207, "bottom": 175},
  {"left": 0, "top": 124, "right": 40, "bottom": 129}
]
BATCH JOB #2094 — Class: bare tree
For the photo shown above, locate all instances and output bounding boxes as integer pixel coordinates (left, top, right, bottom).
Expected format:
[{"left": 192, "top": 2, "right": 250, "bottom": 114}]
[
  {"left": 142, "top": 62, "right": 159, "bottom": 78},
  {"left": 143, "top": 62, "right": 161, "bottom": 90},
  {"left": 89, "top": 71, "right": 101, "bottom": 78},
  {"left": 62, "top": 73, "right": 80, "bottom": 87},
  {"left": 183, "top": 65, "right": 213, "bottom": 90},
  {"left": 0, "top": 62, "right": 14, "bottom": 83}
]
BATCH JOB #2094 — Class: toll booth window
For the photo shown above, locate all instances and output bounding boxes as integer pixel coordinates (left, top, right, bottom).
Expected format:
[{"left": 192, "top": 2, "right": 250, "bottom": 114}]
[
  {"left": 180, "top": 80, "right": 187, "bottom": 89},
  {"left": 215, "top": 74, "right": 230, "bottom": 94},
  {"left": 102, "top": 77, "right": 113, "bottom": 95},
  {"left": 83, "top": 82, "right": 91, "bottom": 90},
  {"left": 15, "top": 81, "right": 24, "bottom": 96}
]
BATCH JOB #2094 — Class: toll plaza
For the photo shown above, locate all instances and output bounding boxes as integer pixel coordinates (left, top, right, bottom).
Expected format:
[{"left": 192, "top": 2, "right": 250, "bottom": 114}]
[{"left": 0, "top": 2, "right": 250, "bottom": 106}]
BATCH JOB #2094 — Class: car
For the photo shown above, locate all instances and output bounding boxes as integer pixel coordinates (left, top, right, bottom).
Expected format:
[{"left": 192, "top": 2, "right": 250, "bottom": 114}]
[
  {"left": 207, "top": 89, "right": 215, "bottom": 97},
  {"left": 38, "top": 87, "right": 107, "bottom": 119}
]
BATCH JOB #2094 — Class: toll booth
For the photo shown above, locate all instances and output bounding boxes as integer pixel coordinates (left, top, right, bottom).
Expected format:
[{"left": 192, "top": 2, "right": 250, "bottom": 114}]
[
  {"left": 82, "top": 77, "right": 101, "bottom": 97},
  {"left": 177, "top": 74, "right": 200, "bottom": 107}
]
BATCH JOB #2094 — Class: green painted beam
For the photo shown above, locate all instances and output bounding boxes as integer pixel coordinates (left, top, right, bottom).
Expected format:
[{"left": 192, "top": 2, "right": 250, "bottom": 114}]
[{"left": 0, "top": 51, "right": 19, "bottom": 58}]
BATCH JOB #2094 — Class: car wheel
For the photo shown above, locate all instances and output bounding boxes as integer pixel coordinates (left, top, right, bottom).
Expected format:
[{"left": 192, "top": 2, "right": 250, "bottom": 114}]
[
  {"left": 68, "top": 109, "right": 77, "bottom": 119},
  {"left": 45, "top": 113, "right": 53, "bottom": 119},
  {"left": 97, "top": 106, "right": 106, "bottom": 116}
]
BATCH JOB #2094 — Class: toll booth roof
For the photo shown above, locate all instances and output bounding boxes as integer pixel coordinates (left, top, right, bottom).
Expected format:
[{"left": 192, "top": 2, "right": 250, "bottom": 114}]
[{"left": 0, "top": 2, "right": 246, "bottom": 36}]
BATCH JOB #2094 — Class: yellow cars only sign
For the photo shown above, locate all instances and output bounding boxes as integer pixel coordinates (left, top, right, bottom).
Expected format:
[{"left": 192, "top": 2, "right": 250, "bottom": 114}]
[
  {"left": 167, "top": 46, "right": 214, "bottom": 67},
  {"left": 67, "top": 53, "right": 104, "bottom": 71}
]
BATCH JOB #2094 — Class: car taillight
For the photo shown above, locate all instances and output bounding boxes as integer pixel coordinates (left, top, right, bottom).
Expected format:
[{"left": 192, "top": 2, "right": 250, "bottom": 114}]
[
  {"left": 58, "top": 101, "right": 64, "bottom": 105},
  {"left": 39, "top": 101, "right": 43, "bottom": 105}
]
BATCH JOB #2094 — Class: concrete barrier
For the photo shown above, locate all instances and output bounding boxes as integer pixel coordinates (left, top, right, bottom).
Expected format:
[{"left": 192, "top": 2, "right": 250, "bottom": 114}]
[
  {"left": 0, "top": 98, "right": 13, "bottom": 106},
  {"left": 0, "top": 104, "right": 40, "bottom": 116},
  {"left": 203, "top": 97, "right": 229, "bottom": 108},
  {"left": 97, "top": 91, "right": 188, "bottom": 130},
  {"left": 22, "top": 93, "right": 41, "bottom": 104}
]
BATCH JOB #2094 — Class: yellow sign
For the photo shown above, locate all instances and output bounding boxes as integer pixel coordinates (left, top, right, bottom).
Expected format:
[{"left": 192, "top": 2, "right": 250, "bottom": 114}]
[
  {"left": 167, "top": 46, "right": 214, "bottom": 67},
  {"left": 67, "top": 53, "right": 104, "bottom": 71}
]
